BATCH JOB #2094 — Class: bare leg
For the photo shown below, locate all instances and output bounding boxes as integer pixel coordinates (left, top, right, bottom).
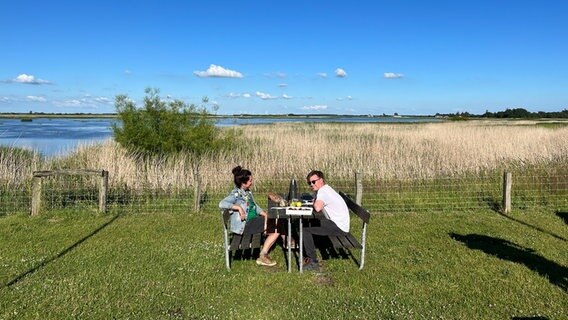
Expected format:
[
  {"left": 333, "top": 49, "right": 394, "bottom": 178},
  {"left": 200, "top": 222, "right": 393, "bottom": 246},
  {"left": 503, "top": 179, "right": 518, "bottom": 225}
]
[{"left": 261, "top": 232, "right": 280, "bottom": 255}]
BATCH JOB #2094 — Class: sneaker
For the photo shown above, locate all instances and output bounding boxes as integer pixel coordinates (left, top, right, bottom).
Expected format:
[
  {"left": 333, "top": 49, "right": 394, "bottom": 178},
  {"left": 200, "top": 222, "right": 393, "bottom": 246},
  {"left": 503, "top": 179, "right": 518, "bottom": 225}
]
[
  {"left": 302, "top": 257, "right": 320, "bottom": 272},
  {"left": 256, "top": 254, "right": 277, "bottom": 266},
  {"left": 303, "top": 261, "right": 320, "bottom": 272}
]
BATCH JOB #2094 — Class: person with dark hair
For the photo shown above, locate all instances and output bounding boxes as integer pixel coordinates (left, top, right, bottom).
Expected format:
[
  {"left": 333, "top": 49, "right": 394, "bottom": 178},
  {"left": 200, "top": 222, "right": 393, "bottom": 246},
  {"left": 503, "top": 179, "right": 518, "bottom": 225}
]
[
  {"left": 302, "top": 170, "right": 349, "bottom": 272},
  {"left": 219, "top": 165, "right": 280, "bottom": 266}
]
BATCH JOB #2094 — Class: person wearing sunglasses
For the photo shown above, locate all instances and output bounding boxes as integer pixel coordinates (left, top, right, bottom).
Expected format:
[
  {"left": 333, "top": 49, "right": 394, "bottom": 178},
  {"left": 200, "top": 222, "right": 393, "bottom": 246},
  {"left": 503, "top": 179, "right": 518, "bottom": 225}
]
[
  {"left": 219, "top": 165, "right": 280, "bottom": 267},
  {"left": 302, "top": 170, "right": 349, "bottom": 272}
]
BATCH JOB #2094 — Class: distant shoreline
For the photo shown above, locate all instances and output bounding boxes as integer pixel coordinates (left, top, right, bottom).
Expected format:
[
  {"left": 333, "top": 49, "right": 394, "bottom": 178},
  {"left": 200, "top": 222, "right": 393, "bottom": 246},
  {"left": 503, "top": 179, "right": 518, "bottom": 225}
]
[
  {"left": 0, "top": 113, "right": 118, "bottom": 119},
  {"left": 0, "top": 113, "right": 434, "bottom": 119},
  {"left": 1, "top": 112, "right": 566, "bottom": 122}
]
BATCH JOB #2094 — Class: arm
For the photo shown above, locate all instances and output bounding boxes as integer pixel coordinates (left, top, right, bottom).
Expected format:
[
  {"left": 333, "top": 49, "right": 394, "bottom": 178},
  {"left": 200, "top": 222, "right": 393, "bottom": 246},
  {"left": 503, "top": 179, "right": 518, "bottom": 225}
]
[
  {"left": 313, "top": 199, "right": 325, "bottom": 212},
  {"left": 253, "top": 194, "right": 268, "bottom": 230},
  {"left": 219, "top": 192, "right": 247, "bottom": 221},
  {"left": 259, "top": 210, "right": 268, "bottom": 232}
]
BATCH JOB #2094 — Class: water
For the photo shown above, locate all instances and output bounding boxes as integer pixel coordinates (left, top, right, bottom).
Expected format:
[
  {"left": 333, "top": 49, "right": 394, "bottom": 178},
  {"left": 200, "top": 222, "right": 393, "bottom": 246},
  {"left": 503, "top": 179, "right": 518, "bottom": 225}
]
[
  {"left": 0, "top": 116, "right": 441, "bottom": 157},
  {"left": 0, "top": 118, "right": 116, "bottom": 157}
]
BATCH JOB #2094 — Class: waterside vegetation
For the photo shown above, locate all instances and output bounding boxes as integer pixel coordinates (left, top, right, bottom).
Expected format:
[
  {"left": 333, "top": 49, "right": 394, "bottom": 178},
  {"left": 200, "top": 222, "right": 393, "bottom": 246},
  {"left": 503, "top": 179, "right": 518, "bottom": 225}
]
[{"left": 1, "top": 120, "right": 566, "bottom": 191}]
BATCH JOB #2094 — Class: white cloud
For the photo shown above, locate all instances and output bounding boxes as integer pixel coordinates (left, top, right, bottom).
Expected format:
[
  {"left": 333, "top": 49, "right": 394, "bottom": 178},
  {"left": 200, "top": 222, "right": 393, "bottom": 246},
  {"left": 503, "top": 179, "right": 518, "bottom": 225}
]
[
  {"left": 9, "top": 74, "right": 51, "bottom": 85},
  {"left": 335, "top": 68, "right": 347, "bottom": 78},
  {"left": 384, "top": 72, "right": 404, "bottom": 79},
  {"left": 317, "top": 72, "right": 328, "bottom": 78},
  {"left": 94, "top": 97, "right": 113, "bottom": 104},
  {"left": 193, "top": 64, "right": 243, "bottom": 78},
  {"left": 26, "top": 96, "right": 46, "bottom": 102},
  {"left": 255, "top": 91, "right": 277, "bottom": 100},
  {"left": 302, "top": 105, "right": 328, "bottom": 111},
  {"left": 60, "top": 99, "right": 82, "bottom": 107},
  {"left": 264, "top": 72, "right": 287, "bottom": 78},
  {"left": 228, "top": 92, "right": 252, "bottom": 98},
  {"left": 347, "top": 95, "right": 352, "bottom": 100},
  {"left": 53, "top": 95, "right": 113, "bottom": 109},
  {"left": 278, "top": 83, "right": 288, "bottom": 87},
  {"left": 282, "top": 94, "right": 293, "bottom": 99}
]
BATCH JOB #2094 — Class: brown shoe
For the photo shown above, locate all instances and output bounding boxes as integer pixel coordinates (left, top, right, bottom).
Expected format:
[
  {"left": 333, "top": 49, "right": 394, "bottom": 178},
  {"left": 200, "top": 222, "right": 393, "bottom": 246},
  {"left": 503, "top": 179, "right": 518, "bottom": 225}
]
[{"left": 256, "top": 254, "right": 277, "bottom": 266}]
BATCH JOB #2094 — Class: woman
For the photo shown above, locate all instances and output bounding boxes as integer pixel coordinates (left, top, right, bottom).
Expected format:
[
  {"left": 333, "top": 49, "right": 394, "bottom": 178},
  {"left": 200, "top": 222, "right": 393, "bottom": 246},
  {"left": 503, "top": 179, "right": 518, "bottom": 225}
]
[{"left": 219, "top": 166, "right": 280, "bottom": 266}]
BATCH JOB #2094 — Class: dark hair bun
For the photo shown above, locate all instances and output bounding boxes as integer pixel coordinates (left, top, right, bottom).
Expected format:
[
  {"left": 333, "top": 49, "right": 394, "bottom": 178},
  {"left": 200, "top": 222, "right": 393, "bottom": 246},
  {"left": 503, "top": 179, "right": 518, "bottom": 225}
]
[{"left": 232, "top": 165, "right": 243, "bottom": 176}]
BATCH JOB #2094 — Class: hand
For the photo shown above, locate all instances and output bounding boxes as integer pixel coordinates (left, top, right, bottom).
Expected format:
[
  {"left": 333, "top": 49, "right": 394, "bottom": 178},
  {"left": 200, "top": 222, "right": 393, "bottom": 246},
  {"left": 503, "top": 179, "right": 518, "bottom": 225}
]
[{"left": 233, "top": 206, "right": 247, "bottom": 221}]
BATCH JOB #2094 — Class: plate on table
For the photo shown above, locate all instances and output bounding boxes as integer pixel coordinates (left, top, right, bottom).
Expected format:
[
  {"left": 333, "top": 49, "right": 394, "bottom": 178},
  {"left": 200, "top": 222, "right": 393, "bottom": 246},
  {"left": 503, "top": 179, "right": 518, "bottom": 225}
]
[{"left": 285, "top": 207, "right": 313, "bottom": 216}]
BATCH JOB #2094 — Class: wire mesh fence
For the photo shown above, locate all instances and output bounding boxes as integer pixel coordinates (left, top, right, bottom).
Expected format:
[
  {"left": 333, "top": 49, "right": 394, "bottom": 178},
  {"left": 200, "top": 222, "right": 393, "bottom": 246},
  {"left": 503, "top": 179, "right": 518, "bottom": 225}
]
[{"left": 0, "top": 170, "right": 566, "bottom": 217}]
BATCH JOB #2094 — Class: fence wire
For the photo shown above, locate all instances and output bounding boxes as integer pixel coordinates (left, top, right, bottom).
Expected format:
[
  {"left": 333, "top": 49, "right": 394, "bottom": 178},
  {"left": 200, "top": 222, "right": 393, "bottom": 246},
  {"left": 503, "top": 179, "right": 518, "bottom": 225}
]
[{"left": 1, "top": 171, "right": 566, "bottom": 216}]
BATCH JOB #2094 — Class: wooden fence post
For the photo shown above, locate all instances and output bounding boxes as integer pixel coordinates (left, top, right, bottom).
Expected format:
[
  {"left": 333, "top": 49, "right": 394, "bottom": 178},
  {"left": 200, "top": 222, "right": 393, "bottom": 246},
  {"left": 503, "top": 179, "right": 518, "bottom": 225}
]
[
  {"left": 194, "top": 173, "right": 202, "bottom": 211},
  {"left": 502, "top": 171, "right": 512, "bottom": 213},
  {"left": 31, "top": 176, "right": 42, "bottom": 216},
  {"left": 31, "top": 169, "right": 108, "bottom": 215},
  {"left": 355, "top": 171, "right": 363, "bottom": 205},
  {"left": 99, "top": 170, "right": 108, "bottom": 213}
]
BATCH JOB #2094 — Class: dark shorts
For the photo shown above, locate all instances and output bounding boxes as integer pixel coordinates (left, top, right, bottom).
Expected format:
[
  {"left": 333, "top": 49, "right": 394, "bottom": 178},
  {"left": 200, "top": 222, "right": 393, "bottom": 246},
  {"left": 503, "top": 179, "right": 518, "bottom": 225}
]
[
  {"left": 267, "top": 217, "right": 288, "bottom": 235},
  {"left": 242, "top": 216, "right": 286, "bottom": 235}
]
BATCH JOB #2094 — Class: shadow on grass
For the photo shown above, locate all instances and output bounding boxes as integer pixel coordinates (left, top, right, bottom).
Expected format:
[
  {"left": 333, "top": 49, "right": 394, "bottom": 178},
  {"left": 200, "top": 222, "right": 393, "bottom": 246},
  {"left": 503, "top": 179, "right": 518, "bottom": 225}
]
[
  {"left": 4, "top": 214, "right": 121, "bottom": 288},
  {"left": 482, "top": 196, "right": 502, "bottom": 212},
  {"left": 231, "top": 248, "right": 261, "bottom": 262},
  {"left": 497, "top": 212, "right": 567, "bottom": 242},
  {"left": 483, "top": 197, "right": 567, "bottom": 242},
  {"left": 449, "top": 233, "right": 567, "bottom": 292},
  {"left": 556, "top": 211, "right": 568, "bottom": 225}
]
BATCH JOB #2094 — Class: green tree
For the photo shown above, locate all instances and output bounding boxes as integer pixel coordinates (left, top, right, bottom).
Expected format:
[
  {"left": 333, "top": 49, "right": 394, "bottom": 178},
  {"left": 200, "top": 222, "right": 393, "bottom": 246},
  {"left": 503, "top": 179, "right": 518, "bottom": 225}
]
[{"left": 113, "top": 88, "right": 236, "bottom": 210}]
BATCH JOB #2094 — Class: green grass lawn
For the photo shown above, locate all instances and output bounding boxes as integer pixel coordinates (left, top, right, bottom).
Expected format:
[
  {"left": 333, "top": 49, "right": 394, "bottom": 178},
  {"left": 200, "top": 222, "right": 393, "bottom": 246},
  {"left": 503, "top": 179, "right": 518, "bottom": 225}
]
[{"left": 1, "top": 208, "right": 566, "bottom": 319}]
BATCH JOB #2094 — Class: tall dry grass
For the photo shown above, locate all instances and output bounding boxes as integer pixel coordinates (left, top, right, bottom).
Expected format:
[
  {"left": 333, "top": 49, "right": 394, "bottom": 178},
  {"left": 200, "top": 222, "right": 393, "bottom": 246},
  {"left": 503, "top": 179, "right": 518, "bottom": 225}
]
[
  {"left": 1, "top": 121, "right": 567, "bottom": 191},
  {"left": 0, "top": 146, "right": 40, "bottom": 188}
]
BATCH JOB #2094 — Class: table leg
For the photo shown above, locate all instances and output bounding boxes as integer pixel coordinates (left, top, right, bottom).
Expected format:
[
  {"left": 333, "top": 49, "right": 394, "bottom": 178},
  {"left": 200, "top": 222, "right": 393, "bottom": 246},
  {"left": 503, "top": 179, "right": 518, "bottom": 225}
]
[
  {"left": 287, "top": 217, "right": 291, "bottom": 273},
  {"left": 299, "top": 218, "right": 303, "bottom": 273}
]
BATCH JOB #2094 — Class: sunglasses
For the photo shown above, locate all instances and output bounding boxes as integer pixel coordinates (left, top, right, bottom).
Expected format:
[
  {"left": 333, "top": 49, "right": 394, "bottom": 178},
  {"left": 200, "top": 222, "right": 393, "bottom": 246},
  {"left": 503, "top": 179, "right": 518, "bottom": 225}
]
[{"left": 307, "top": 178, "right": 321, "bottom": 186}]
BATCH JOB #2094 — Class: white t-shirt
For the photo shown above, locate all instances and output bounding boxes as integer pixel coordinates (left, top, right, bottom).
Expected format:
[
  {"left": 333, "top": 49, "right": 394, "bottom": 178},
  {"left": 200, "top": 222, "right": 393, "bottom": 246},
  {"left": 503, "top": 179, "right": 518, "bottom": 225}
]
[{"left": 317, "top": 184, "right": 349, "bottom": 232}]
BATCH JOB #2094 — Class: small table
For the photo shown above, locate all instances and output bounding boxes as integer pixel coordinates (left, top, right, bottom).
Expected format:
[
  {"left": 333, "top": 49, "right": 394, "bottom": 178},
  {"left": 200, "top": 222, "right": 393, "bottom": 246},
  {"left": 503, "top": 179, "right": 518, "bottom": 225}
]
[{"left": 268, "top": 205, "right": 313, "bottom": 272}]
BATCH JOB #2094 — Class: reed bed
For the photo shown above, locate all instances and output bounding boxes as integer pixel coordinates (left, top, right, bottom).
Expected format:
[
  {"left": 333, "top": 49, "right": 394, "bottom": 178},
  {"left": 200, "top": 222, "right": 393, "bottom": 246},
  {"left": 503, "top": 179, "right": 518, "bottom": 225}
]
[{"left": 1, "top": 121, "right": 567, "bottom": 191}]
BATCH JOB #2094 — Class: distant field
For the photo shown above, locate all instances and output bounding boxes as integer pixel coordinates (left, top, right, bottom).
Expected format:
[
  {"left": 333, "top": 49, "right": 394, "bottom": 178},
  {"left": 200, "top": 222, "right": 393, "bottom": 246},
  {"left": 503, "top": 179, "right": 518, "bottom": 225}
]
[{"left": 2, "top": 120, "right": 567, "bottom": 188}]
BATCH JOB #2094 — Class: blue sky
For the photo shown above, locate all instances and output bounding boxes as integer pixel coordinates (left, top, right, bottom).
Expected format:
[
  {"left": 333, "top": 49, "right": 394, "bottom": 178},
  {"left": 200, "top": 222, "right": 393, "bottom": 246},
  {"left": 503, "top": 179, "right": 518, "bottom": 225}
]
[{"left": 1, "top": 1, "right": 567, "bottom": 115}]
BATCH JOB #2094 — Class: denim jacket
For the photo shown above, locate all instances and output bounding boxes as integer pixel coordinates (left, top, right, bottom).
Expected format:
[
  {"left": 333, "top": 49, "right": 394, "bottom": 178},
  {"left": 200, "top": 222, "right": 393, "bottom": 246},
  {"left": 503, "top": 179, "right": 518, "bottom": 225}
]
[{"left": 219, "top": 187, "right": 264, "bottom": 234}]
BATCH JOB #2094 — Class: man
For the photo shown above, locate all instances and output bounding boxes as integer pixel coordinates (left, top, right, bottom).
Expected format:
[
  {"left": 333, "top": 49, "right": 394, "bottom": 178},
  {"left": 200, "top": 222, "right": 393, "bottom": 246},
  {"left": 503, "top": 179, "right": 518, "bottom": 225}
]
[{"left": 303, "top": 170, "right": 349, "bottom": 272}]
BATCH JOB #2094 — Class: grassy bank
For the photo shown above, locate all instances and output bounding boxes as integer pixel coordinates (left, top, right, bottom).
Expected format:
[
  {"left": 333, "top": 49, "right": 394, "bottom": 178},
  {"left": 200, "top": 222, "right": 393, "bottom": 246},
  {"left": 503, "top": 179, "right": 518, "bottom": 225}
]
[{"left": 0, "top": 207, "right": 566, "bottom": 319}]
